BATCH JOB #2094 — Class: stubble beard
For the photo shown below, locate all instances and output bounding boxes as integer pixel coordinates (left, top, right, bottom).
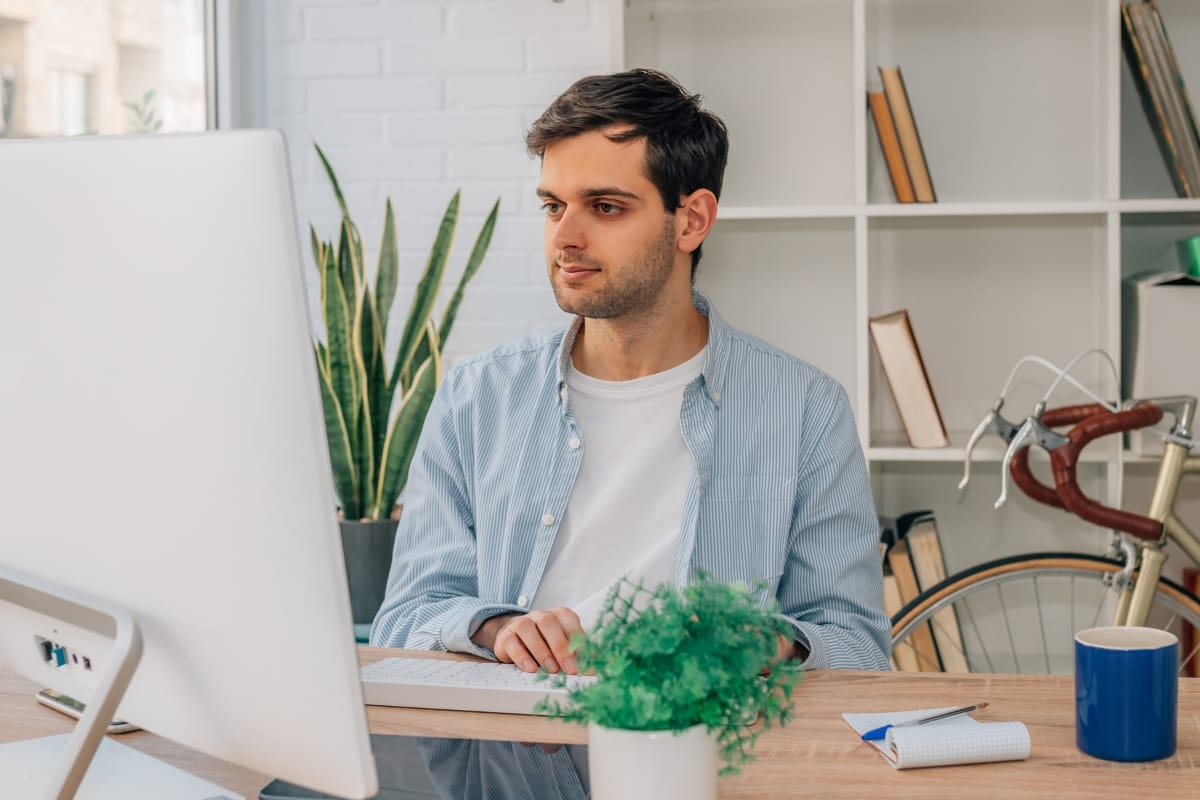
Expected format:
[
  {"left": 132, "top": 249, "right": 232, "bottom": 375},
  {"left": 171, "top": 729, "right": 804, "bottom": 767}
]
[{"left": 550, "top": 217, "right": 677, "bottom": 320}]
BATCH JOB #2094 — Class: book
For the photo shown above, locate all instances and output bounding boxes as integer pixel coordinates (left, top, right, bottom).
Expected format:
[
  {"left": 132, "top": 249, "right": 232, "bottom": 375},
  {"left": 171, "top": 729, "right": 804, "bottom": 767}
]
[
  {"left": 1144, "top": 1, "right": 1200, "bottom": 192},
  {"left": 901, "top": 512, "right": 969, "bottom": 673},
  {"left": 887, "top": 537, "right": 941, "bottom": 671},
  {"left": 1129, "top": 2, "right": 1200, "bottom": 196},
  {"left": 879, "top": 515, "right": 919, "bottom": 672},
  {"left": 1120, "top": 2, "right": 1195, "bottom": 196},
  {"left": 868, "top": 310, "right": 949, "bottom": 449},
  {"left": 868, "top": 91, "right": 915, "bottom": 203},
  {"left": 878, "top": 66, "right": 936, "bottom": 203}
]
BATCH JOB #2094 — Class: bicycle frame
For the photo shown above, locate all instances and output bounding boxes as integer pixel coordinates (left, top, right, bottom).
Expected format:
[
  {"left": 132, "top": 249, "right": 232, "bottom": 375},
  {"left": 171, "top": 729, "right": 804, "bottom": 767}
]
[{"left": 1122, "top": 436, "right": 1200, "bottom": 627}]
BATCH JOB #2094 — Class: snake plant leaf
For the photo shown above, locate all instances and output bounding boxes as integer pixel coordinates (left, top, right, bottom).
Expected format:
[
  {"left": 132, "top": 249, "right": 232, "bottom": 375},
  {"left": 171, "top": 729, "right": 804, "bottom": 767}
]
[
  {"left": 315, "top": 142, "right": 351, "bottom": 220},
  {"left": 337, "top": 218, "right": 358, "bottom": 306},
  {"left": 375, "top": 199, "right": 398, "bottom": 341},
  {"left": 373, "top": 324, "right": 441, "bottom": 520},
  {"left": 322, "top": 238, "right": 359, "bottom": 445},
  {"left": 355, "top": 363, "right": 375, "bottom": 518},
  {"left": 359, "top": 286, "right": 390, "bottom": 467},
  {"left": 316, "top": 341, "right": 329, "bottom": 377},
  {"left": 349, "top": 277, "right": 376, "bottom": 518},
  {"left": 310, "top": 225, "right": 325, "bottom": 281},
  {"left": 411, "top": 198, "right": 500, "bottom": 371},
  {"left": 316, "top": 360, "right": 361, "bottom": 520},
  {"left": 390, "top": 191, "right": 459, "bottom": 396},
  {"left": 440, "top": 198, "right": 499, "bottom": 341}
]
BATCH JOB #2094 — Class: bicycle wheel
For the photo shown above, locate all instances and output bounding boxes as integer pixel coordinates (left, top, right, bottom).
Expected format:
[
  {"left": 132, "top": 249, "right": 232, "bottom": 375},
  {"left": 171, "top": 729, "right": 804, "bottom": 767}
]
[{"left": 891, "top": 552, "right": 1200, "bottom": 674}]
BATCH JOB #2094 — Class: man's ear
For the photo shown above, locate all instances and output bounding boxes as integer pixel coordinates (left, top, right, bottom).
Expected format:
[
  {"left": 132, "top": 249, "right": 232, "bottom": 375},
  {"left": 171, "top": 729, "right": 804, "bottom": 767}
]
[{"left": 676, "top": 189, "right": 718, "bottom": 257}]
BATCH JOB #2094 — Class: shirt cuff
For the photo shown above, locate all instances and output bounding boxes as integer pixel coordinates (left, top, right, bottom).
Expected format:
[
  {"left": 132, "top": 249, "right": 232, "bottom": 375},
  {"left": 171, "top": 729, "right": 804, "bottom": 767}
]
[
  {"left": 441, "top": 601, "right": 526, "bottom": 660},
  {"left": 777, "top": 615, "right": 823, "bottom": 671}
]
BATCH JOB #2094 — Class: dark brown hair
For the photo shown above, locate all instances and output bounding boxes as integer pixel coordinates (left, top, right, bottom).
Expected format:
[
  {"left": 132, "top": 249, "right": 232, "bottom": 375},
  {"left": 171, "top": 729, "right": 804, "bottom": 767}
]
[{"left": 526, "top": 68, "right": 729, "bottom": 275}]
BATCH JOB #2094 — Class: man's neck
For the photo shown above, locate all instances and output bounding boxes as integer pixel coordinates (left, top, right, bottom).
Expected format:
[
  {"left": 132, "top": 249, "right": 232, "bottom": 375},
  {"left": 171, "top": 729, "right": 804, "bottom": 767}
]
[{"left": 570, "top": 292, "right": 708, "bottom": 381}]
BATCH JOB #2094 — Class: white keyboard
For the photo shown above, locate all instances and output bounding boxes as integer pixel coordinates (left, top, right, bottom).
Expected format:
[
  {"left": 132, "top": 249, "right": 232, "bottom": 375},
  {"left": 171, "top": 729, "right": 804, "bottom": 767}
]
[{"left": 360, "top": 657, "right": 597, "bottom": 716}]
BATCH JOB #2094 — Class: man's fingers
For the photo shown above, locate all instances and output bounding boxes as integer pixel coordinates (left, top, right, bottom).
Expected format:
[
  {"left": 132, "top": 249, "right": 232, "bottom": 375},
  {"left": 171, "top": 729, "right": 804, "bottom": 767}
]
[
  {"left": 550, "top": 607, "right": 584, "bottom": 674},
  {"left": 494, "top": 622, "right": 538, "bottom": 672},
  {"left": 495, "top": 636, "right": 535, "bottom": 672},
  {"left": 496, "top": 618, "right": 552, "bottom": 671},
  {"left": 494, "top": 607, "right": 585, "bottom": 674}
]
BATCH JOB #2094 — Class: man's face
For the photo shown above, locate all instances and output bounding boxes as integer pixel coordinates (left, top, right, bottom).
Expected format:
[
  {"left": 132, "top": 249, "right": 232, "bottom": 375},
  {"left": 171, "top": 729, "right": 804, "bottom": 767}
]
[{"left": 537, "top": 128, "right": 681, "bottom": 319}]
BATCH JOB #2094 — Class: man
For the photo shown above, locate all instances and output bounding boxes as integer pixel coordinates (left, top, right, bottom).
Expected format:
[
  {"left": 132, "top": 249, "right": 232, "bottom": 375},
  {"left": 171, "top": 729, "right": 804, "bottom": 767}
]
[{"left": 371, "top": 68, "right": 890, "bottom": 673}]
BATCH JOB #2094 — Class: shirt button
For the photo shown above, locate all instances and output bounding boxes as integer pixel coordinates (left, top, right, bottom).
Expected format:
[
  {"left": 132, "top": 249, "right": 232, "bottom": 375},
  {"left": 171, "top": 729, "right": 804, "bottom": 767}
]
[
  {"left": 542, "top": 513, "right": 555, "bottom": 526},
  {"left": 560, "top": 388, "right": 568, "bottom": 400},
  {"left": 517, "top": 595, "right": 529, "bottom": 608},
  {"left": 568, "top": 437, "right": 580, "bottom": 449},
  {"left": 712, "top": 392, "right": 721, "bottom": 402}
]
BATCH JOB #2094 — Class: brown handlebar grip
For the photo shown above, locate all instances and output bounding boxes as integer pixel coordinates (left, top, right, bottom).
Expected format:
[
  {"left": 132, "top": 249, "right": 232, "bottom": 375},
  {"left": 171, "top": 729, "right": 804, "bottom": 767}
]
[
  {"left": 1007, "top": 404, "right": 1111, "bottom": 509},
  {"left": 1010, "top": 447, "right": 1066, "bottom": 510},
  {"left": 1049, "top": 403, "right": 1165, "bottom": 540},
  {"left": 1041, "top": 403, "right": 1111, "bottom": 428}
]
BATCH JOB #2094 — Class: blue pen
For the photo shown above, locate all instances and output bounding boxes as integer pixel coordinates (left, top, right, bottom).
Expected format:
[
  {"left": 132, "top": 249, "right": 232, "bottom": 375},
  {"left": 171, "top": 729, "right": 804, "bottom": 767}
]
[{"left": 860, "top": 702, "right": 989, "bottom": 741}]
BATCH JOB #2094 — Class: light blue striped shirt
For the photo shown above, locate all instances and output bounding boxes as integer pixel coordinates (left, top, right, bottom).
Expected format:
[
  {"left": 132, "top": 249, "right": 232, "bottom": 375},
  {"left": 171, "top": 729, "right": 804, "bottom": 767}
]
[{"left": 371, "top": 292, "right": 890, "bottom": 670}]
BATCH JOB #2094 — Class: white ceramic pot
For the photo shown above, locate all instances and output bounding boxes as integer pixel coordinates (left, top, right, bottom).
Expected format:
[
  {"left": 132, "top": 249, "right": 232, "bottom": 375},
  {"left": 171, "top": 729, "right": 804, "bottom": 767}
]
[{"left": 587, "top": 721, "right": 718, "bottom": 800}]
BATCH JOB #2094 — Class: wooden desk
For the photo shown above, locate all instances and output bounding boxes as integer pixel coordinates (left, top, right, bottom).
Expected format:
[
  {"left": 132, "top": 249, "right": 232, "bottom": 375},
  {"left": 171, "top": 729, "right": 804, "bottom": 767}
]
[{"left": 3, "top": 647, "right": 1197, "bottom": 798}]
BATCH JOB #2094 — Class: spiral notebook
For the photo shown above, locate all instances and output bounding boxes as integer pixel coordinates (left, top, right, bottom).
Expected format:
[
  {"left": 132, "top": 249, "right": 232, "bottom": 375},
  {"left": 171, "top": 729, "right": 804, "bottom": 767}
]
[{"left": 843, "top": 707, "right": 1031, "bottom": 769}]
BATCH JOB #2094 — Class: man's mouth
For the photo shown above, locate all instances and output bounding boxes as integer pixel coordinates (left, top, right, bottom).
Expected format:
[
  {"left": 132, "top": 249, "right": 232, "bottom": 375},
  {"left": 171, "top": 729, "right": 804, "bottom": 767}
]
[{"left": 557, "top": 262, "right": 600, "bottom": 282}]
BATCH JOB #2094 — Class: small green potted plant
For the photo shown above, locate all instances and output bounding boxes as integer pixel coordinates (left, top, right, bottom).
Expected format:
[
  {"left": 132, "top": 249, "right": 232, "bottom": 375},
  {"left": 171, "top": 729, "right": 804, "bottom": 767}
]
[
  {"left": 538, "top": 575, "right": 801, "bottom": 800},
  {"left": 309, "top": 143, "right": 498, "bottom": 626}
]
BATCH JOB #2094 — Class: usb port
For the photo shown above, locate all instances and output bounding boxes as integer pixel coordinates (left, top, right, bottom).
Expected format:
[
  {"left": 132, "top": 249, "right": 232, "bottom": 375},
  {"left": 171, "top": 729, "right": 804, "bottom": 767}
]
[
  {"left": 82, "top": 656, "right": 91, "bottom": 670},
  {"left": 51, "top": 646, "right": 67, "bottom": 667},
  {"left": 39, "top": 639, "right": 52, "bottom": 662}
]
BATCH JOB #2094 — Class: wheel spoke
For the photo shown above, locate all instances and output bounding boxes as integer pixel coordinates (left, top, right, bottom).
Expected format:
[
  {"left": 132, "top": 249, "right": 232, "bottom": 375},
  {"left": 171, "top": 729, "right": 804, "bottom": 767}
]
[{"left": 1034, "top": 576, "right": 1050, "bottom": 674}]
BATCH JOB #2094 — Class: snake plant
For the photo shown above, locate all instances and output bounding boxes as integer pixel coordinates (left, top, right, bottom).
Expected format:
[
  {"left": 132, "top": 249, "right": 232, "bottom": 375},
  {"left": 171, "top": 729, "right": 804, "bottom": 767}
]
[{"left": 311, "top": 143, "right": 498, "bottom": 520}]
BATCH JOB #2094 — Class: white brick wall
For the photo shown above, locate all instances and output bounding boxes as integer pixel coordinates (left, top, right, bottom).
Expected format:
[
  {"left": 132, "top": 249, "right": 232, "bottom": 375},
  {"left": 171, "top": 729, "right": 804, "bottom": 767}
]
[{"left": 242, "top": 0, "right": 620, "bottom": 366}]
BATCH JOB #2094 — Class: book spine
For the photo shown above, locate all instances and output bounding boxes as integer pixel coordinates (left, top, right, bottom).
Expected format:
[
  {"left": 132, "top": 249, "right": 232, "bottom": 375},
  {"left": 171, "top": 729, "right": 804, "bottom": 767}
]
[
  {"left": 1132, "top": 2, "right": 1200, "bottom": 195},
  {"left": 879, "top": 66, "right": 936, "bottom": 203},
  {"left": 1148, "top": 0, "right": 1200, "bottom": 188},
  {"left": 868, "top": 91, "right": 916, "bottom": 203},
  {"left": 1121, "top": 2, "right": 1191, "bottom": 197}
]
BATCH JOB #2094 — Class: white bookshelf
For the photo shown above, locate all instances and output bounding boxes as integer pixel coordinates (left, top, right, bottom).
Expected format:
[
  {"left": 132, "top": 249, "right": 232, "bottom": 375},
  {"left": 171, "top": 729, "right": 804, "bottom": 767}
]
[{"left": 620, "top": 0, "right": 1200, "bottom": 572}]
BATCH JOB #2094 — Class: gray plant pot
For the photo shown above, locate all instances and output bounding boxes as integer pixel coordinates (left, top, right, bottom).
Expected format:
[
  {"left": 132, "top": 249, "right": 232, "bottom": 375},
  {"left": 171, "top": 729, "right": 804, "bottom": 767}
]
[{"left": 339, "top": 518, "right": 399, "bottom": 626}]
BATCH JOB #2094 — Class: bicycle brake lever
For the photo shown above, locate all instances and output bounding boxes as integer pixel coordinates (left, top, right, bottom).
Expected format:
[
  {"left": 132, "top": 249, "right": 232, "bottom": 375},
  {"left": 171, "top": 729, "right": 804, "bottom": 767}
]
[
  {"left": 996, "top": 417, "right": 1036, "bottom": 509},
  {"left": 959, "top": 400, "right": 1022, "bottom": 491},
  {"left": 996, "top": 406, "right": 1070, "bottom": 509},
  {"left": 959, "top": 411, "right": 995, "bottom": 491}
]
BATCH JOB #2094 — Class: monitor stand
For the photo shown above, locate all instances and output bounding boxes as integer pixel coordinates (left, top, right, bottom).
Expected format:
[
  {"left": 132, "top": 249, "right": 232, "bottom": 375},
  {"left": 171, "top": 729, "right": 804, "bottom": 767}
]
[{"left": 0, "top": 567, "right": 242, "bottom": 799}]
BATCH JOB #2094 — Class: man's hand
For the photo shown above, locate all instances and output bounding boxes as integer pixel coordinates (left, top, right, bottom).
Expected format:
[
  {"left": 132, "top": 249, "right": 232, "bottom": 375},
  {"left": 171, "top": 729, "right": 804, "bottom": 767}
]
[
  {"left": 471, "top": 607, "right": 583, "bottom": 675},
  {"left": 762, "top": 632, "right": 806, "bottom": 675}
]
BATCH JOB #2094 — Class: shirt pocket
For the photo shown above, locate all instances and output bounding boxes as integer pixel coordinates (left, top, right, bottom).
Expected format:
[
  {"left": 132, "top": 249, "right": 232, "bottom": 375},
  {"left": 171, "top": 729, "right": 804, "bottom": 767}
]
[{"left": 700, "top": 473, "right": 795, "bottom": 587}]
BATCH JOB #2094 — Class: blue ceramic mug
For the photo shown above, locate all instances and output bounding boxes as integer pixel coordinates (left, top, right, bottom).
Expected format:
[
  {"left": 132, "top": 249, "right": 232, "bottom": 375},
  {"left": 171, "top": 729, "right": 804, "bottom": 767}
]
[{"left": 1075, "top": 626, "right": 1178, "bottom": 761}]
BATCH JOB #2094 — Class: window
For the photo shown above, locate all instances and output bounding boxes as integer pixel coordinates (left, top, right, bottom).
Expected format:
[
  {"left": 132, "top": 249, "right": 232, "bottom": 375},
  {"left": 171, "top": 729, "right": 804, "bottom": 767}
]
[{"left": 0, "top": 0, "right": 210, "bottom": 138}]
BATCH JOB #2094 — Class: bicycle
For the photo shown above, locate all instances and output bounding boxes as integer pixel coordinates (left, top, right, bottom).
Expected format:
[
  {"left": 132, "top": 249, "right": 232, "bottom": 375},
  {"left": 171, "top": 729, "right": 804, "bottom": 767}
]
[{"left": 889, "top": 355, "right": 1200, "bottom": 675}]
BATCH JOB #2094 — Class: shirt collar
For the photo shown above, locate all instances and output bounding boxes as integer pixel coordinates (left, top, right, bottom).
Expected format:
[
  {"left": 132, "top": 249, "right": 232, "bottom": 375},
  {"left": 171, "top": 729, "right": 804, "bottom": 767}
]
[{"left": 554, "top": 290, "right": 729, "bottom": 408}]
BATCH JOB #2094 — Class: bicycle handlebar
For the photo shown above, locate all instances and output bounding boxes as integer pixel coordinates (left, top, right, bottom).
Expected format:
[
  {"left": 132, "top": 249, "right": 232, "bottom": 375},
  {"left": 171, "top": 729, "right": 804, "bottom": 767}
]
[
  {"left": 1008, "top": 402, "right": 1166, "bottom": 540},
  {"left": 1009, "top": 403, "right": 1110, "bottom": 511}
]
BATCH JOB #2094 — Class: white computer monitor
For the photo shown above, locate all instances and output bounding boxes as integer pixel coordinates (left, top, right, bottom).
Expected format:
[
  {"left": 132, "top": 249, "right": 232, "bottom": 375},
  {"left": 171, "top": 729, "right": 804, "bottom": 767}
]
[{"left": 0, "top": 130, "right": 377, "bottom": 798}]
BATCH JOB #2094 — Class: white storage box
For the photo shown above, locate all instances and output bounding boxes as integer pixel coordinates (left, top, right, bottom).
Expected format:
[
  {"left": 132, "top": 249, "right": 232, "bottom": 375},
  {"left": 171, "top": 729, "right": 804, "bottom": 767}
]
[{"left": 1122, "top": 271, "right": 1200, "bottom": 456}]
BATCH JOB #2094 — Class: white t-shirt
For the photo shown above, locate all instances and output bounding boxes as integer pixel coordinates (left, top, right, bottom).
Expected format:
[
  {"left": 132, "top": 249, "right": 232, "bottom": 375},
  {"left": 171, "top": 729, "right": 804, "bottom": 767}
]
[{"left": 531, "top": 346, "right": 708, "bottom": 629}]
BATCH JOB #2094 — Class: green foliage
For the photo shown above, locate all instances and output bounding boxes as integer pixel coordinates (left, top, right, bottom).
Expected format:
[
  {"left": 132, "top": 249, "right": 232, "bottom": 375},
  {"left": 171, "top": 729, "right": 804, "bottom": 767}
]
[
  {"left": 124, "top": 89, "right": 163, "bottom": 134},
  {"left": 537, "top": 575, "right": 801, "bottom": 775},
  {"left": 310, "top": 143, "right": 499, "bottom": 520}
]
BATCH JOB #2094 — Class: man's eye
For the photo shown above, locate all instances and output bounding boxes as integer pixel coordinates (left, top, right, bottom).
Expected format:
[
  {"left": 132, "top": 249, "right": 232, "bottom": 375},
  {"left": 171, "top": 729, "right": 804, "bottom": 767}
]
[
  {"left": 541, "top": 202, "right": 562, "bottom": 216},
  {"left": 595, "top": 202, "right": 621, "bottom": 215}
]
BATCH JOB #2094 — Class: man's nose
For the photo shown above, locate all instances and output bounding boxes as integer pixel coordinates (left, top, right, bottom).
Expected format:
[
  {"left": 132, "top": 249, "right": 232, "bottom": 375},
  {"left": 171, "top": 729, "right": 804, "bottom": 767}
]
[{"left": 551, "top": 206, "right": 586, "bottom": 252}]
